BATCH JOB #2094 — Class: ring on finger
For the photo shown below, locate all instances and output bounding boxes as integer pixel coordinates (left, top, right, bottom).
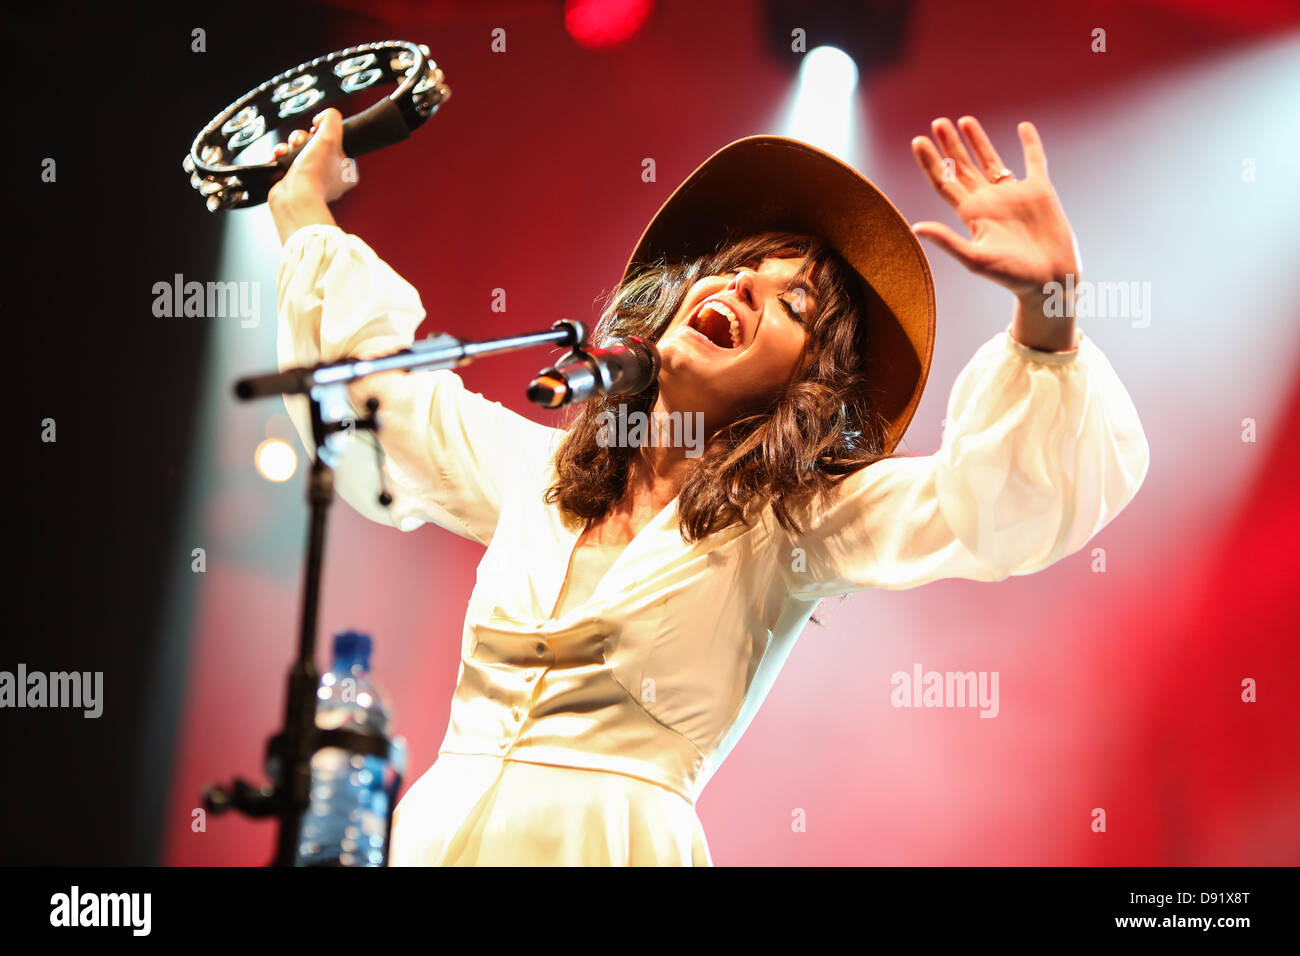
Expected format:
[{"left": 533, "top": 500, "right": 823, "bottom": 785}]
[{"left": 989, "top": 167, "right": 1014, "bottom": 183}]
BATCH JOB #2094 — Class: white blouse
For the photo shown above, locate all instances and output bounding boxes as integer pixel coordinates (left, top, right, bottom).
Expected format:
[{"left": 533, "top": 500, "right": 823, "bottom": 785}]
[
  {"left": 550, "top": 541, "right": 628, "bottom": 620},
  {"left": 276, "top": 223, "right": 1150, "bottom": 866}
]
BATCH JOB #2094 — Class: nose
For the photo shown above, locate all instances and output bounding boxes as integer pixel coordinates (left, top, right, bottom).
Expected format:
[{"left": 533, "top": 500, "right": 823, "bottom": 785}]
[{"left": 726, "top": 269, "right": 759, "bottom": 315}]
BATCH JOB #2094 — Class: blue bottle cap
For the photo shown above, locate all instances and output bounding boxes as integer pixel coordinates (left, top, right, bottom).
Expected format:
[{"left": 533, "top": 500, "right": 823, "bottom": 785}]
[{"left": 332, "top": 630, "right": 373, "bottom": 672}]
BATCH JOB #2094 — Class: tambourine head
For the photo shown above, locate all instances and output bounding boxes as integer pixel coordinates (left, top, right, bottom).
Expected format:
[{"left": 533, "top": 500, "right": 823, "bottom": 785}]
[{"left": 184, "top": 40, "right": 450, "bottom": 211}]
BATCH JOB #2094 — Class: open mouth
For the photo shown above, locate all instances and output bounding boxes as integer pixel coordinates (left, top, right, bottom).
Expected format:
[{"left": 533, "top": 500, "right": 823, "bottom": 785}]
[{"left": 687, "top": 299, "right": 742, "bottom": 350}]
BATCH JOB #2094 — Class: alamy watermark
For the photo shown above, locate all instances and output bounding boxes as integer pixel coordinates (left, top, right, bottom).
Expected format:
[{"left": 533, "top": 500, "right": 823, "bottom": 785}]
[
  {"left": 50, "top": 886, "right": 150, "bottom": 935},
  {"left": 1042, "top": 274, "right": 1151, "bottom": 329},
  {"left": 0, "top": 664, "right": 102, "bottom": 718},
  {"left": 152, "top": 273, "right": 260, "bottom": 328},
  {"left": 596, "top": 406, "right": 706, "bottom": 458},
  {"left": 890, "top": 663, "right": 999, "bottom": 718}
]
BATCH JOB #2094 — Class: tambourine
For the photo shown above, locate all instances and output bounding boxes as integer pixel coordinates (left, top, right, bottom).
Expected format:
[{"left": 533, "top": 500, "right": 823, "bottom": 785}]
[{"left": 183, "top": 40, "right": 450, "bottom": 211}]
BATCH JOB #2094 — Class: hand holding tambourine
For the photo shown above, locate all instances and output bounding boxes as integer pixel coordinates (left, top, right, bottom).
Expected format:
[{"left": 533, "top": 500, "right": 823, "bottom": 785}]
[
  {"left": 270, "top": 109, "right": 358, "bottom": 204},
  {"left": 183, "top": 41, "right": 448, "bottom": 211}
]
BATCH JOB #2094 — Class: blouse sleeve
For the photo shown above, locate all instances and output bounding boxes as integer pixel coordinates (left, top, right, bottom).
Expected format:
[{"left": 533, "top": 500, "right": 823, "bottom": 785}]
[
  {"left": 778, "top": 324, "right": 1150, "bottom": 600},
  {"left": 275, "top": 223, "right": 560, "bottom": 545}
]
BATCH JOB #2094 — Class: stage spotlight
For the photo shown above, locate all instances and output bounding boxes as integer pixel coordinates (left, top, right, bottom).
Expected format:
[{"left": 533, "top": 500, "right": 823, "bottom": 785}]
[
  {"left": 784, "top": 45, "right": 860, "bottom": 161},
  {"left": 255, "top": 437, "right": 298, "bottom": 483},
  {"left": 565, "top": 0, "right": 655, "bottom": 50},
  {"left": 800, "top": 45, "right": 859, "bottom": 97}
]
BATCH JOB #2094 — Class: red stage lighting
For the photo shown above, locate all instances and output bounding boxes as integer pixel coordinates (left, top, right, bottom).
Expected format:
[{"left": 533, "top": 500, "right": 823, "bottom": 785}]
[{"left": 564, "top": 0, "right": 654, "bottom": 50}]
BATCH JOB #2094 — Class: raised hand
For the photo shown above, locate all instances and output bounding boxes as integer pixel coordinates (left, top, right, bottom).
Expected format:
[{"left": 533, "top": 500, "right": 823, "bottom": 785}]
[
  {"left": 270, "top": 107, "right": 359, "bottom": 205},
  {"left": 266, "top": 108, "right": 354, "bottom": 245},
  {"left": 911, "top": 117, "right": 1081, "bottom": 350},
  {"left": 910, "top": 117, "right": 1078, "bottom": 294}
]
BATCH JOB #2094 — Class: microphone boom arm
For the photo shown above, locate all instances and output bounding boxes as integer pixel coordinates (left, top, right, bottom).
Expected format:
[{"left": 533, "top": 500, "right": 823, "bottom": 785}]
[{"left": 234, "top": 319, "right": 587, "bottom": 401}]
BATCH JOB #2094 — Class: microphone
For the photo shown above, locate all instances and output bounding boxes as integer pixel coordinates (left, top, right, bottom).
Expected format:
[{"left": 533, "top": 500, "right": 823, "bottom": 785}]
[{"left": 527, "top": 336, "right": 660, "bottom": 408}]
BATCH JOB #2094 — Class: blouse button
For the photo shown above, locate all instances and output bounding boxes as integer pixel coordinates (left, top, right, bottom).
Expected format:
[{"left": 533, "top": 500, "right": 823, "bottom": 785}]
[
  {"left": 535, "top": 642, "right": 547, "bottom": 656},
  {"left": 524, "top": 672, "right": 536, "bottom": 683},
  {"left": 512, "top": 706, "right": 522, "bottom": 721}
]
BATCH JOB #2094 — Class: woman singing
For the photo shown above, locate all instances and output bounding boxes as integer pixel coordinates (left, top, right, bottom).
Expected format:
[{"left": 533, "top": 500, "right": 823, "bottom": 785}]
[{"left": 267, "top": 109, "right": 1149, "bottom": 865}]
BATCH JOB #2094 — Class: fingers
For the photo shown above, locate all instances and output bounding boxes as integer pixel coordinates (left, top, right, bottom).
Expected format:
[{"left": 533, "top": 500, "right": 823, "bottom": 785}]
[
  {"left": 312, "top": 107, "right": 343, "bottom": 144},
  {"left": 911, "top": 220, "right": 981, "bottom": 269},
  {"left": 911, "top": 135, "right": 967, "bottom": 207},
  {"left": 273, "top": 127, "right": 310, "bottom": 158},
  {"left": 313, "top": 107, "right": 342, "bottom": 128},
  {"left": 957, "top": 116, "right": 1008, "bottom": 181},
  {"left": 272, "top": 108, "right": 343, "bottom": 159},
  {"left": 930, "top": 117, "right": 982, "bottom": 189},
  {"left": 1018, "top": 121, "right": 1048, "bottom": 179}
]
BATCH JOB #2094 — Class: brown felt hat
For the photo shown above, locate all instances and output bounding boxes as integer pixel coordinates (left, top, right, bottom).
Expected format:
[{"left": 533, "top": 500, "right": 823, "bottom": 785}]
[{"left": 621, "top": 135, "right": 936, "bottom": 455}]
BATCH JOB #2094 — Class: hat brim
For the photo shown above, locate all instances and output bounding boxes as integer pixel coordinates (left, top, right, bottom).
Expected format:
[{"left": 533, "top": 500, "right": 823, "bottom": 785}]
[{"left": 621, "top": 135, "right": 936, "bottom": 455}]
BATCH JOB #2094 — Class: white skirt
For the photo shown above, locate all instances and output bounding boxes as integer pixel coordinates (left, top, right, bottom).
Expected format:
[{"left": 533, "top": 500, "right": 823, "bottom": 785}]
[{"left": 389, "top": 752, "right": 713, "bottom": 866}]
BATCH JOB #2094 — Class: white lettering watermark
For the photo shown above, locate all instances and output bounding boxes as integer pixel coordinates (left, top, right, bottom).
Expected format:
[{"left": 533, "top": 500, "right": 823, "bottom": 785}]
[
  {"left": 152, "top": 273, "right": 261, "bottom": 328},
  {"left": 595, "top": 406, "right": 705, "bottom": 458},
  {"left": 0, "top": 664, "right": 102, "bottom": 718},
  {"left": 49, "top": 886, "right": 150, "bottom": 936},
  {"left": 1042, "top": 274, "right": 1151, "bottom": 329},
  {"left": 890, "top": 663, "right": 999, "bottom": 718}
]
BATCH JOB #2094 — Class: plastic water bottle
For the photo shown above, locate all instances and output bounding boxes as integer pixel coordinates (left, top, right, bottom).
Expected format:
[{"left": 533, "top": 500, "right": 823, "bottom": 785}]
[{"left": 294, "top": 631, "right": 403, "bottom": 866}]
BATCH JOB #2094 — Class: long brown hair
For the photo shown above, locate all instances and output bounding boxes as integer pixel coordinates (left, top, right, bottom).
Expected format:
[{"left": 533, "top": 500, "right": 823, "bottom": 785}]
[{"left": 544, "top": 229, "right": 898, "bottom": 543}]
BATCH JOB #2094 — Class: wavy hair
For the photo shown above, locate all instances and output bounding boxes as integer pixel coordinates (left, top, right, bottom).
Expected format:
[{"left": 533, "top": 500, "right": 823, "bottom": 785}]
[{"left": 544, "top": 230, "right": 898, "bottom": 546}]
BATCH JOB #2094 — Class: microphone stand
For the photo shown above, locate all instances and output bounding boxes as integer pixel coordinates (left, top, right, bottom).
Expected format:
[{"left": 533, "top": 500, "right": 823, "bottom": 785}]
[{"left": 203, "top": 318, "right": 587, "bottom": 866}]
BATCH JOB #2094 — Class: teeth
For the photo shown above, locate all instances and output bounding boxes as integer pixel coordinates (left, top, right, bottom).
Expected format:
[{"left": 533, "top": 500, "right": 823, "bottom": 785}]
[
  {"left": 695, "top": 298, "right": 743, "bottom": 348},
  {"left": 708, "top": 300, "right": 736, "bottom": 321}
]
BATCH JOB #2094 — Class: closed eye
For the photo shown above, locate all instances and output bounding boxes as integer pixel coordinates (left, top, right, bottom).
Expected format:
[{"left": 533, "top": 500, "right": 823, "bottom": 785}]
[{"left": 779, "top": 294, "right": 806, "bottom": 323}]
